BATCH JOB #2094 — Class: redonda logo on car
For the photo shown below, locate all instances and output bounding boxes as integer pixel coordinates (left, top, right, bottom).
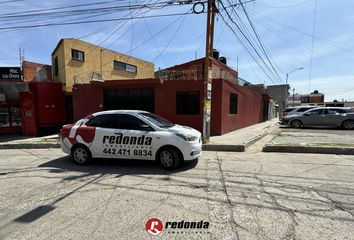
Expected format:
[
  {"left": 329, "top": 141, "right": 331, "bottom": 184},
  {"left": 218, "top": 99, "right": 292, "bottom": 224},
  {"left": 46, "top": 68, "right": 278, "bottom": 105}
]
[
  {"left": 103, "top": 133, "right": 152, "bottom": 145},
  {"left": 145, "top": 218, "right": 210, "bottom": 235}
]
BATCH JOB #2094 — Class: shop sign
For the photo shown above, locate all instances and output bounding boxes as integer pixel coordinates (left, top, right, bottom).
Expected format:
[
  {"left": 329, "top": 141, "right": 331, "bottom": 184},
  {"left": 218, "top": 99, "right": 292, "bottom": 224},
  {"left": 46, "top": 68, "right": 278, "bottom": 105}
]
[{"left": 0, "top": 67, "right": 21, "bottom": 81}]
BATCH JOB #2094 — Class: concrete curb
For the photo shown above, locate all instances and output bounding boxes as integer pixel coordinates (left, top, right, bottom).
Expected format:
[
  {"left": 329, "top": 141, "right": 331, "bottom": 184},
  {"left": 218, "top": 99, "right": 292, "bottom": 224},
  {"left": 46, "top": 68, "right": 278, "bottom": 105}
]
[
  {"left": 244, "top": 131, "right": 269, "bottom": 148},
  {"left": 0, "top": 143, "right": 60, "bottom": 149},
  {"left": 203, "top": 130, "right": 269, "bottom": 152},
  {"left": 263, "top": 144, "right": 354, "bottom": 155},
  {"left": 202, "top": 144, "right": 245, "bottom": 152}
]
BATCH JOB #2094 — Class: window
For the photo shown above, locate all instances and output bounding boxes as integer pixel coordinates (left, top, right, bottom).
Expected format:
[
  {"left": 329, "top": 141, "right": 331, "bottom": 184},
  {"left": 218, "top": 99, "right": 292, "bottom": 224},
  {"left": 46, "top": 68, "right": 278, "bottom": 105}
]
[
  {"left": 10, "top": 107, "right": 21, "bottom": 126},
  {"left": 229, "top": 93, "right": 238, "bottom": 114},
  {"left": 300, "top": 96, "right": 309, "bottom": 103},
  {"left": 330, "top": 108, "right": 347, "bottom": 113},
  {"left": 87, "top": 114, "right": 115, "bottom": 128},
  {"left": 297, "top": 107, "right": 315, "bottom": 112},
  {"left": 306, "top": 109, "right": 326, "bottom": 115},
  {"left": 176, "top": 91, "right": 200, "bottom": 115},
  {"left": 117, "top": 114, "right": 150, "bottom": 130},
  {"left": 54, "top": 57, "right": 58, "bottom": 76},
  {"left": 71, "top": 49, "right": 84, "bottom": 61},
  {"left": 113, "top": 60, "right": 137, "bottom": 73},
  {"left": 139, "top": 112, "right": 174, "bottom": 128}
]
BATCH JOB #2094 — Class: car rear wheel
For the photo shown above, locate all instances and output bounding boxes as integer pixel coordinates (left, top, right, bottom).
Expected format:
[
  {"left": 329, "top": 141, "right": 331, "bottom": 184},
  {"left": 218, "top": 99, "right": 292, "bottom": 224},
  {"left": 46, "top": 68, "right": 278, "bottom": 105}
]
[
  {"left": 290, "top": 120, "right": 303, "bottom": 128},
  {"left": 158, "top": 147, "right": 180, "bottom": 170},
  {"left": 342, "top": 120, "right": 354, "bottom": 130},
  {"left": 72, "top": 145, "right": 92, "bottom": 165}
]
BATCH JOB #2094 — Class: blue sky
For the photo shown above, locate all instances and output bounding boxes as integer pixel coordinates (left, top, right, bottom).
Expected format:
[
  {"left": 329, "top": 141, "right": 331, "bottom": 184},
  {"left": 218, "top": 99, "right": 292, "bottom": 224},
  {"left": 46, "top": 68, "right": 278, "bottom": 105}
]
[{"left": 0, "top": 0, "right": 353, "bottom": 101}]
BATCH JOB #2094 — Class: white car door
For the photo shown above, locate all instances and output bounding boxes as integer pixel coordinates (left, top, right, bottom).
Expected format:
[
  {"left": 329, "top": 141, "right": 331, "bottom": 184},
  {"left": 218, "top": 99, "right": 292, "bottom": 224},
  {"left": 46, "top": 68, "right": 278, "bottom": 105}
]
[
  {"left": 114, "top": 113, "right": 158, "bottom": 160},
  {"left": 86, "top": 114, "right": 120, "bottom": 158}
]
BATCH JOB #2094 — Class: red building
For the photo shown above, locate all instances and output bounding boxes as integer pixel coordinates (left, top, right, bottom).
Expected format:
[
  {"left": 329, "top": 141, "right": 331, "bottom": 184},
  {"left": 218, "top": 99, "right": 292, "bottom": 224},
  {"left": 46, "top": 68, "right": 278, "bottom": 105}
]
[
  {"left": 0, "top": 61, "right": 66, "bottom": 136},
  {"left": 22, "top": 61, "right": 52, "bottom": 82},
  {"left": 20, "top": 82, "right": 66, "bottom": 136},
  {"left": 72, "top": 58, "right": 269, "bottom": 136}
]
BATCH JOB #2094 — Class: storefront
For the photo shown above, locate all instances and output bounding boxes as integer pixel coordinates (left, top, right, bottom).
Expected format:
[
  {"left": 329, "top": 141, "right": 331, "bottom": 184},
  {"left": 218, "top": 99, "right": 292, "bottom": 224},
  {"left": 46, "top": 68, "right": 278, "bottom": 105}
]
[{"left": 0, "top": 67, "right": 28, "bottom": 135}]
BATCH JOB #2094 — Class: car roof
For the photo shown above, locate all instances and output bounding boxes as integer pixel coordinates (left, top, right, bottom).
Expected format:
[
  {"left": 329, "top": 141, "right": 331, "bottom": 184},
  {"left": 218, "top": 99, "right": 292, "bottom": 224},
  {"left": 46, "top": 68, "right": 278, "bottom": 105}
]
[{"left": 92, "top": 110, "right": 149, "bottom": 116}]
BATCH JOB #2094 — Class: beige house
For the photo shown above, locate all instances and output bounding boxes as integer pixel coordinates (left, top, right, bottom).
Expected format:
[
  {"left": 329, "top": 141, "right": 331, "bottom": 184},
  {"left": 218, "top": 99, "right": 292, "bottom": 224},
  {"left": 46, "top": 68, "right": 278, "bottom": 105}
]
[{"left": 51, "top": 38, "right": 154, "bottom": 93}]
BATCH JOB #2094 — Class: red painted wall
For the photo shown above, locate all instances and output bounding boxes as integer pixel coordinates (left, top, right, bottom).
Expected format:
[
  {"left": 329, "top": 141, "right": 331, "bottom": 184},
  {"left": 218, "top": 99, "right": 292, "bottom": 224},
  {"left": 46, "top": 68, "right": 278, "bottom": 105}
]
[
  {"left": 72, "top": 78, "right": 265, "bottom": 136},
  {"left": 73, "top": 83, "right": 103, "bottom": 121},
  {"left": 20, "top": 82, "right": 66, "bottom": 136},
  {"left": 211, "top": 79, "right": 264, "bottom": 135},
  {"left": 156, "top": 80, "right": 204, "bottom": 132},
  {"left": 73, "top": 79, "right": 204, "bottom": 132}
]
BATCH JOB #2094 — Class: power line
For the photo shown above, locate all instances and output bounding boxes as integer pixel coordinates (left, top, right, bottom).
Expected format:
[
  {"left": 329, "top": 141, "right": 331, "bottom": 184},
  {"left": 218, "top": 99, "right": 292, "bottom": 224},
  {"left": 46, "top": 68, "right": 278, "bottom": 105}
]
[
  {"left": 0, "top": 0, "right": 23, "bottom": 4},
  {"left": 219, "top": 1, "right": 283, "bottom": 85},
  {"left": 248, "top": 12, "right": 354, "bottom": 88},
  {"left": 237, "top": 0, "right": 284, "bottom": 77},
  {"left": 153, "top": 12, "right": 187, "bottom": 61},
  {"left": 308, "top": 0, "right": 318, "bottom": 92},
  {"left": 217, "top": 8, "right": 279, "bottom": 85},
  {"left": 256, "top": 0, "right": 312, "bottom": 9},
  {"left": 226, "top": 0, "right": 283, "bottom": 83},
  {"left": 0, "top": 12, "right": 196, "bottom": 31}
]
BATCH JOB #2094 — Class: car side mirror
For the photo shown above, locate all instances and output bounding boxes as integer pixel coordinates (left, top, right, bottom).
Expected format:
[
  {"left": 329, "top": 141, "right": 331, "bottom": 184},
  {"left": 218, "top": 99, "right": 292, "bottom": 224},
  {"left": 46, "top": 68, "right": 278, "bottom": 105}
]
[{"left": 140, "top": 124, "right": 154, "bottom": 131}]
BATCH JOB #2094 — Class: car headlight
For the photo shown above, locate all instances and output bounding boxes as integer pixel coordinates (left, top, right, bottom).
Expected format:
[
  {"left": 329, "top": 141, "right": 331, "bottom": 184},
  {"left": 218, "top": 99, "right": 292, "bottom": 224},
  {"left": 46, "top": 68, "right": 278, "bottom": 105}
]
[{"left": 175, "top": 133, "right": 198, "bottom": 141}]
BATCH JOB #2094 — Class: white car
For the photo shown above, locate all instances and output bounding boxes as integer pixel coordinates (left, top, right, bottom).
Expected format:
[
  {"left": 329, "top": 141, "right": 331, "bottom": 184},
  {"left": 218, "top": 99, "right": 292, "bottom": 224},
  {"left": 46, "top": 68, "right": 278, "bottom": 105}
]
[{"left": 60, "top": 110, "right": 202, "bottom": 169}]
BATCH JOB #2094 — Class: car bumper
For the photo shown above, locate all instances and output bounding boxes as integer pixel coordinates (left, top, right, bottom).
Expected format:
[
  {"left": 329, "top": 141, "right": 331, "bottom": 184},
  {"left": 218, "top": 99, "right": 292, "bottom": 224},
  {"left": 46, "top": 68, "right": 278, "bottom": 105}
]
[
  {"left": 60, "top": 137, "right": 71, "bottom": 155},
  {"left": 180, "top": 140, "right": 202, "bottom": 161},
  {"left": 280, "top": 119, "right": 290, "bottom": 125}
]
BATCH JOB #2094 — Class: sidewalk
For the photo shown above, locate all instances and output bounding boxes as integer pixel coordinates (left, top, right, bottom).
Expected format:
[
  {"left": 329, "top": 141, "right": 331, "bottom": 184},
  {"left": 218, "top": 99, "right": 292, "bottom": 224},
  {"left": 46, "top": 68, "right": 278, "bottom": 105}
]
[
  {"left": 0, "top": 120, "right": 278, "bottom": 151},
  {"left": 263, "top": 128, "right": 354, "bottom": 155},
  {"left": 203, "top": 118, "right": 278, "bottom": 152},
  {"left": 0, "top": 134, "right": 60, "bottom": 149}
]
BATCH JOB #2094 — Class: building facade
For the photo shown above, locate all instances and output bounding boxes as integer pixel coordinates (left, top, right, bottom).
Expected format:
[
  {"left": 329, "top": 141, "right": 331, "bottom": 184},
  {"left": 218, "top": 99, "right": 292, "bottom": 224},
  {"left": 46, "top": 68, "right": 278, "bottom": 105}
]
[
  {"left": 22, "top": 61, "right": 52, "bottom": 82},
  {"left": 156, "top": 58, "right": 238, "bottom": 83},
  {"left": 71, "top": 57, "right": 270, "bottom": 136},
  {"left": 266, "top": 84, "right": 290, "bottom": 112},
  {"left": 289, "top": 90, "right": 325, "bottom": 107},
  {"left": 0, "top": 66, "right": 27, "bottom": 134},
  {"left": 51, "top": 38, "right": 155, "bottom": 93}
]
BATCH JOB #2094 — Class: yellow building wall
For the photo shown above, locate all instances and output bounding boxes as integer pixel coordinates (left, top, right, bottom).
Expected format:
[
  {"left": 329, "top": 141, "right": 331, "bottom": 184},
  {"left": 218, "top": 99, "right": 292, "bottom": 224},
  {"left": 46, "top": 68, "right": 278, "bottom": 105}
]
[
  {"left": 52, "top": 42, "right": 66, "bottom": 86},
  {"left": 52, "top": 38, "right": 155, "bottom": 93}
]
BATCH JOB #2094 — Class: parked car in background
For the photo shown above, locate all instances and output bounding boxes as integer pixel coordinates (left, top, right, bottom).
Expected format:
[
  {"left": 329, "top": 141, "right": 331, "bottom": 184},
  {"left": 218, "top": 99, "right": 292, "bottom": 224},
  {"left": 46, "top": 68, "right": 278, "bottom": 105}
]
[
  {"left": 279, "top": 106, "right": 316, "bottom": 122},
  {"left": 281, "top": 107, "right": 354, "bottom": 129},
  {"left": 60, "top": 110, "right": 202, "bottom": 170}
]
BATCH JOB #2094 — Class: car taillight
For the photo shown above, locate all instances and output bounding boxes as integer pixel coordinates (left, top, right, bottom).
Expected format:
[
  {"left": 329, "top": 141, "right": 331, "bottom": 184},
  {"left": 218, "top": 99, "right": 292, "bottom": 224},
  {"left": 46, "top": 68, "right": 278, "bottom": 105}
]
[{"left": 283, "top": 112, "right": 288, "bottom": 116}]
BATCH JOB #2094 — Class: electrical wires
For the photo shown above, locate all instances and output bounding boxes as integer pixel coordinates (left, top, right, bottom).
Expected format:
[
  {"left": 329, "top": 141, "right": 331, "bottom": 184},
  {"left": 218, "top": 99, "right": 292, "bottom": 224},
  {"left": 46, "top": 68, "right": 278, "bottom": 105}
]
[{"left": 218, "top": 0, "right": 283, "bottom": 85}]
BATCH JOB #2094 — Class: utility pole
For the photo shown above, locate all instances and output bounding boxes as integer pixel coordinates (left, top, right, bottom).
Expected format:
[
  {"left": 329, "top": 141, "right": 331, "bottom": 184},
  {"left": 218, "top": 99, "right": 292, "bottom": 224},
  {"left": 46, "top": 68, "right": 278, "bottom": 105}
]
[
  {"left": 100, "top": 48, "right": 103, "bottom": 80},
  {"left": 203, "top": 0, "right": 216, "bottom": 142},
  {"left": 292, "top": 88, "right": 295, "bottom": 106}
]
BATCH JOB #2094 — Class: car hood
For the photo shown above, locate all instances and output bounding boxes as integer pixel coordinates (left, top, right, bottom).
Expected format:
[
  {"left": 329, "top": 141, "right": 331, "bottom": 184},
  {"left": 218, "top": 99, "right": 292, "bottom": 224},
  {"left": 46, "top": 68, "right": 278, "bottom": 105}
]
[{"left": 167, "top": 124, "right": 201, "bottom": 137}]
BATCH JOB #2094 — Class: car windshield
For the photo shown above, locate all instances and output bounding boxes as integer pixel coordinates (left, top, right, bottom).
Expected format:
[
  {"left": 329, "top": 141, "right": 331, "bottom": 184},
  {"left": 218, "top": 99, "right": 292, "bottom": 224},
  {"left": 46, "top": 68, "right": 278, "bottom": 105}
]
[{"left": 138, "top": 112, "right": 175, "bottom": 128}]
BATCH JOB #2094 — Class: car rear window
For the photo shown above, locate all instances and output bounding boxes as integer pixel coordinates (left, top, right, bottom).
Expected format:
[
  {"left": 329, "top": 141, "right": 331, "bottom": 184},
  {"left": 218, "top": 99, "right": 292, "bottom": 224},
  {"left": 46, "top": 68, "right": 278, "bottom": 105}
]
[{"left": 283, "top": 108, "right": 295, "bottom": 113}]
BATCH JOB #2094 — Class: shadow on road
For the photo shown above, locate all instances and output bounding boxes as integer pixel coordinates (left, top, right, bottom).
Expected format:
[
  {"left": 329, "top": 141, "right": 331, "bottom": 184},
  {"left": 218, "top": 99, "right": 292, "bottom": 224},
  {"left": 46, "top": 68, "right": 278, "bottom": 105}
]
[{"left": 38, "top": 156, "right": 198, "bottom": 175}]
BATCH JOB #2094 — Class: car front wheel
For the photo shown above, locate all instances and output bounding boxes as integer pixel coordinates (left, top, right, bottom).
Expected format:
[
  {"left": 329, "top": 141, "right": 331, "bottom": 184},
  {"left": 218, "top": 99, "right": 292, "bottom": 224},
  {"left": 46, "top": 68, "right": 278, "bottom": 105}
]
[
  {"left": 290, "top": 120, "right": 303, "bottom": 128},
  {"left": 71, "top": 145, "right": 92, "bottom": 165},
  {"left": 342, "top": 120, "right": 354, "bottom": 130},
  {"left": 158, "top": 147, "right": 181, "bottom": 170}
]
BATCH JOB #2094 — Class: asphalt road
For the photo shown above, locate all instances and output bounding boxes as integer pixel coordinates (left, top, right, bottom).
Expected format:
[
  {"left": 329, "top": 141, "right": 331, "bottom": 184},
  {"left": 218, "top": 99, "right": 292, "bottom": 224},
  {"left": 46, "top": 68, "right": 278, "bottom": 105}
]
[{"left": 0, "top": 145, "right": 354, "bottom": 239}]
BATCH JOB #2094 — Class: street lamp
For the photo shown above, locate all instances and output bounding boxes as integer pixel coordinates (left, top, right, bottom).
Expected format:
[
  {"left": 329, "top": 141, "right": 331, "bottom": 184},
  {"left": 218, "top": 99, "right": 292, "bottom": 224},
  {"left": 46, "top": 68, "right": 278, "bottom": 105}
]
[
  {"left": 286, "top": 67, "right": 304, "bottom": 85},
  {"left": 283, "top": 67, "right": 303, "bottom": 109}
]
